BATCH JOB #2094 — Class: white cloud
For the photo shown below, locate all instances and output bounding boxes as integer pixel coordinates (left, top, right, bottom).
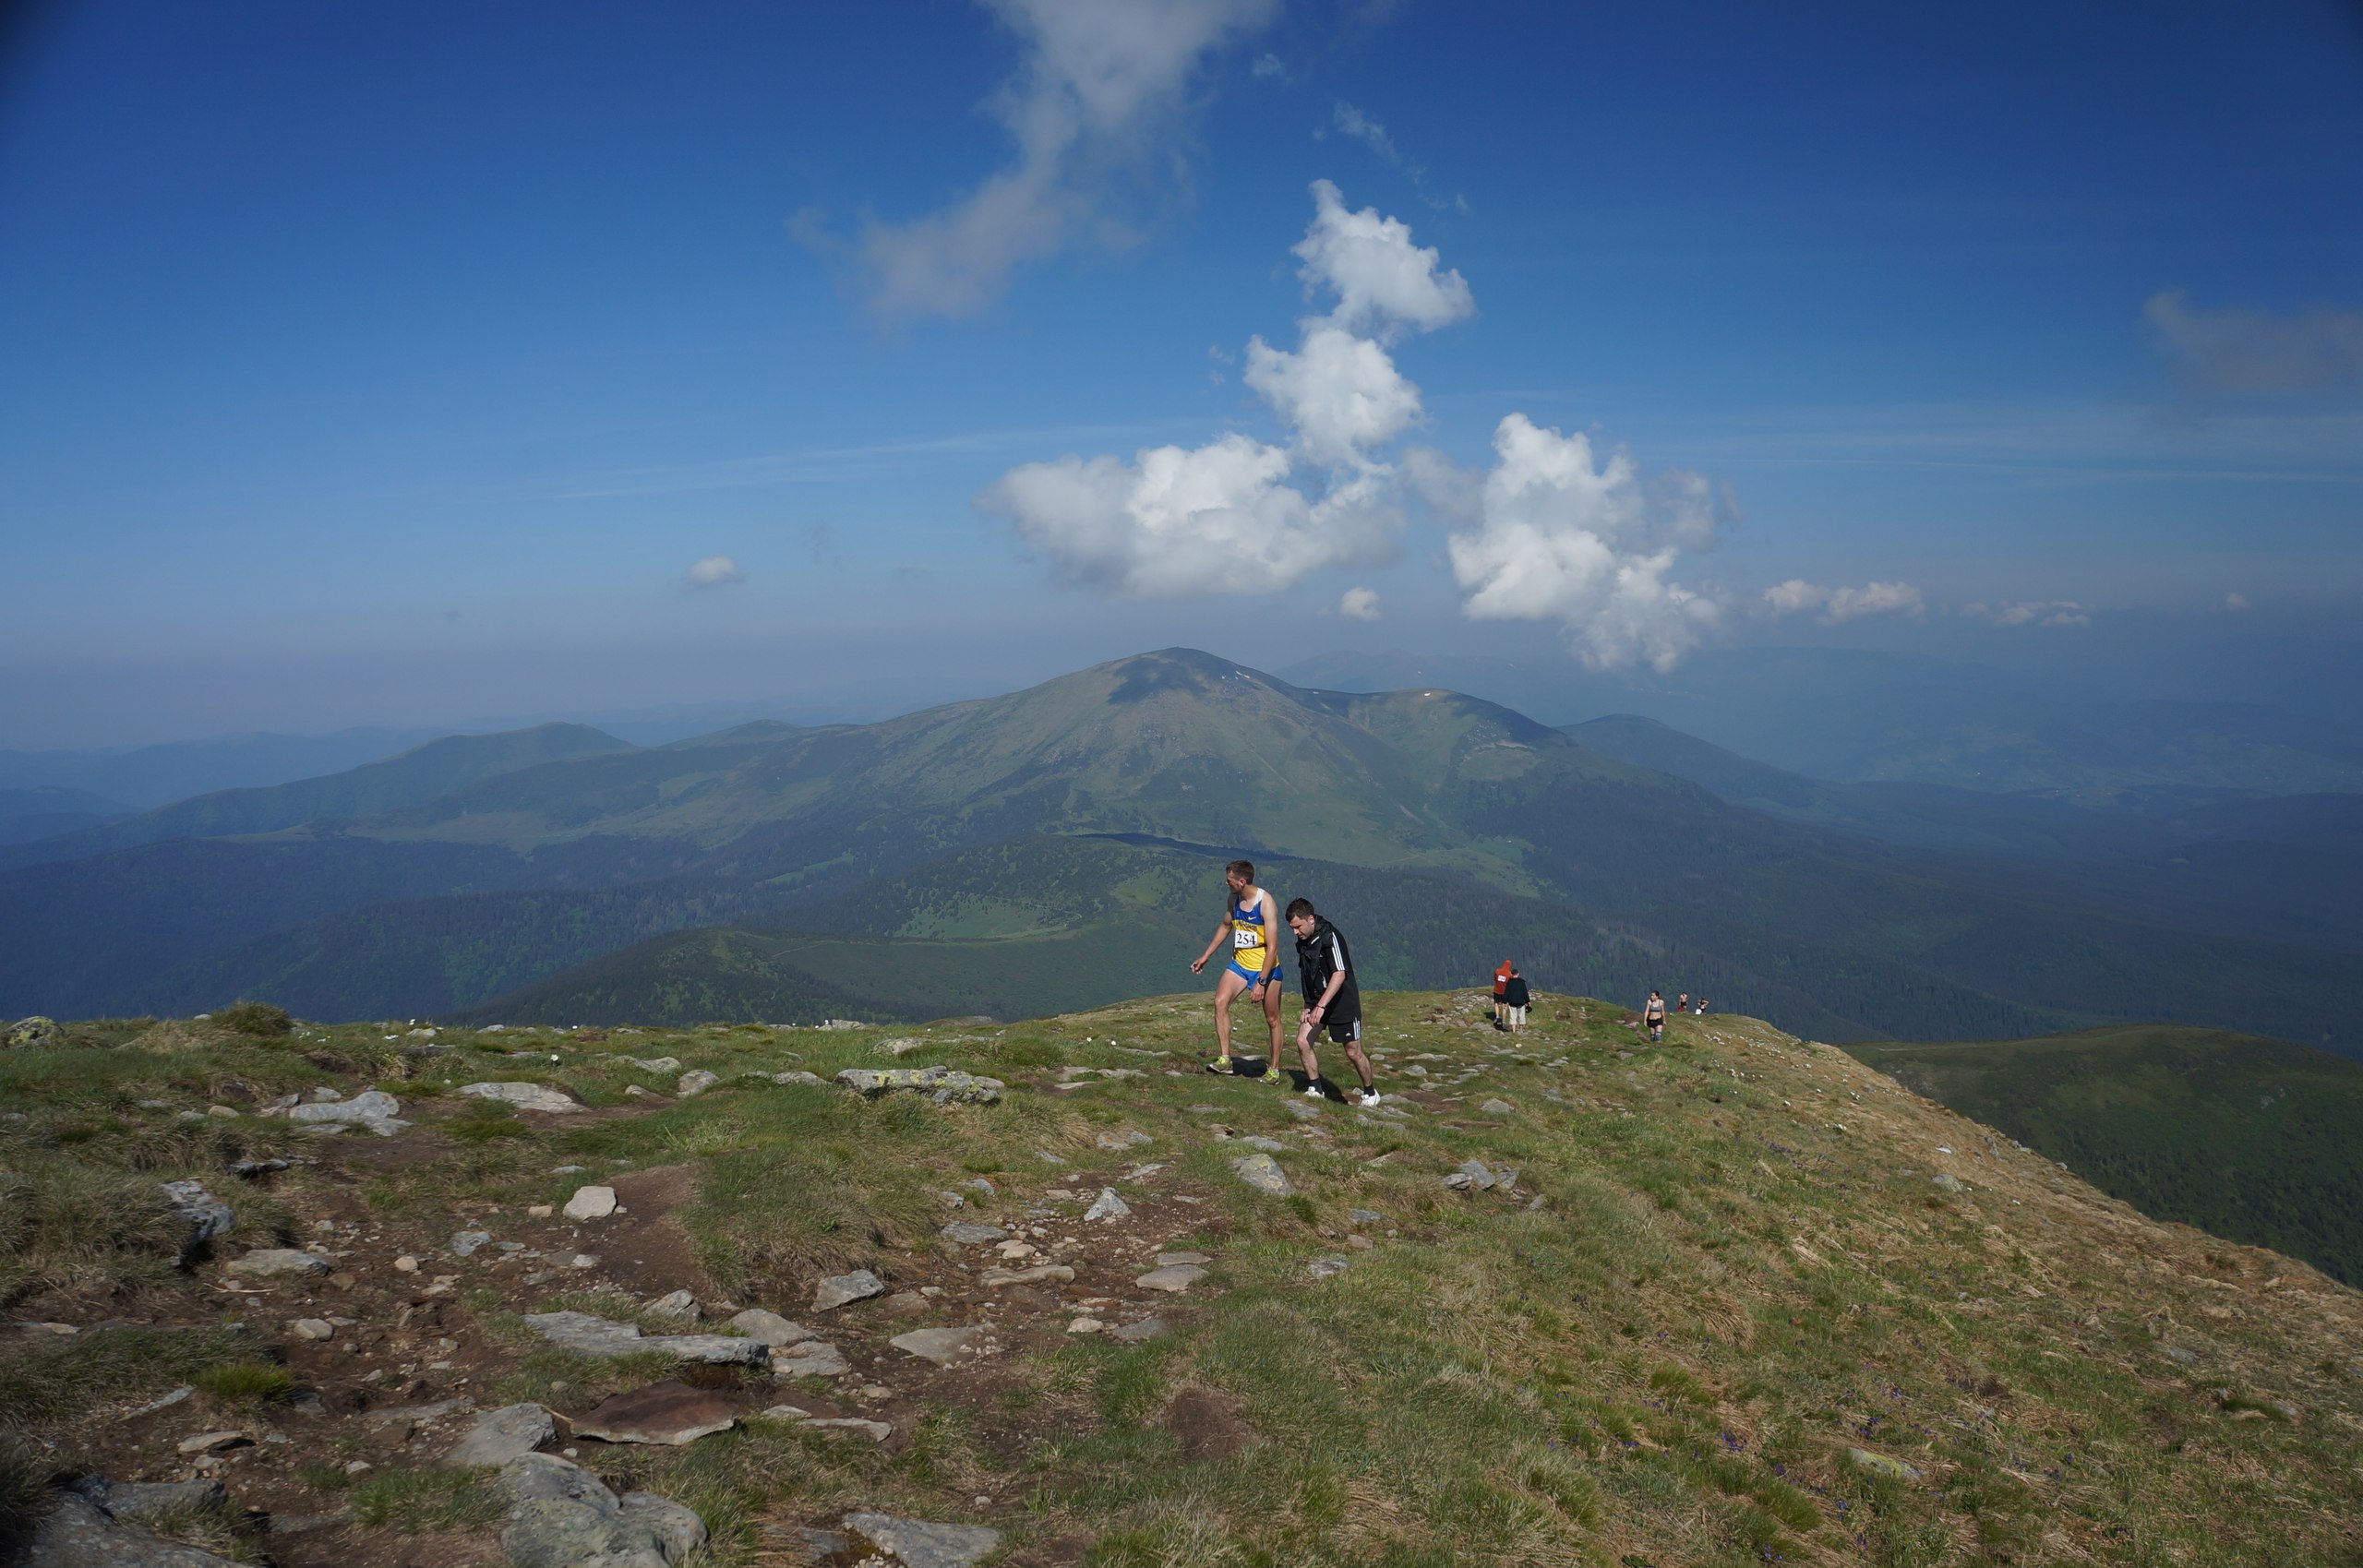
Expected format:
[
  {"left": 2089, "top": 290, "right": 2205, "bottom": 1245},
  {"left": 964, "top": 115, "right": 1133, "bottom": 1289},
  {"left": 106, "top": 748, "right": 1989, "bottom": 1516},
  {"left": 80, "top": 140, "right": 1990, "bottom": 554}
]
[
  {"left": 979, "top": 434, "right": 1397, "bottom": 595},
  {"left": 1243, "top": 323, "right": 1422, "bottom": 469},
  {"left": 1965, "top": 599, "right": 2091, "bottom": 628},
  {"left": 1762, "top": 578, "right": 1924, "bottom": 624},
  {"left": 1339, "top": 586, "right": 1380, "bottom": 620},
  {"left": 1292, "top": 178, "right": 1473, "bottom": 339},
  {"left": 1431, "top": 414, "right": 1726, "bottom": 672},
  {"left": 981, "top": 180, "right": 1463, "bottom": 594},
  {"left": 2145, "top": 290, "right": 2363, "bottom": 398},
  {"left": 1327, "top": 101, "right": 1399, "bottom": 163},
  {"left": 685, "top": 555, "right": 746, "bottom": 588},
  {"left": 839, "top": 0, "right": 1277, "bottom": 322},
  {"left": 1250, "top": 51, "right": 1287, "bottom": 79}
]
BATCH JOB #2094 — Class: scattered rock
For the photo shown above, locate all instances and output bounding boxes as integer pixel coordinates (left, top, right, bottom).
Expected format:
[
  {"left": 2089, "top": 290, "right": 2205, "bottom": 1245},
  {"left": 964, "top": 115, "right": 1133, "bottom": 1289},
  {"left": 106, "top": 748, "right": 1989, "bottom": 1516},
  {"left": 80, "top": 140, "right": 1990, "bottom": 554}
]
[
  {"left": 773, "top": 1340, "right": 851, "bottom": 1378},
  {"left": 726, "top": 1308, "right": 816, "bottom": 1348},
  {"left": 5, "top": 1015, "right": 61, "bottom": 1050},
  {"left": 562, "top": 1185, "right": 618, "bottom": 1221},
  {"left": 459, "top": 1082, "right": 582, "bottom": 1114},
  {"left": 1067, "top": 1317, "right": 1104, "bottom": 1334},
  {"left": 1034, "top": 1149, "right": 1069, "bottom": 1166},
  {"left": 1109, "top": 1318, "right": 1169, "bottom": 1343},
  {"left": 835, "top": 1066, "right": 1005, "bottom": 1105},
  {"left": 21, "top": 1487, "right": 241, "bottom": 1567},
  {"left": 1283, "top": 1100, "right": 1321, "bottom": 1120},
  {"left": 67, "top": 1476, "right": 228, "bottom": 1526},
  {"left": 449, "top": 1403, "right": 558, "bottom": 1467},
  {"left": 159, "top": 1179, "right": 234, "bottom": 1262},
  {"left": 644, "top": 1289, "right": 700, "bottom": 1321},
  {"left": 288, "top": 1089, "right": 406, "bottom": 1133},
  {"left": 624, "top": 1085, "right": 664, "bottom": 1100},
  {"left": 1932, "top": 1173, "right": 1966, "bottom": 1193},
  {"left": 1156, "top": 1251, "right": 1213, "bottom": 1267},
  {"left": 175, "top": 1430, "right": 248, "bottom": 1455},
  {"left": 288, "top": 1318, "right": 334, "bottom": 1341},
  {"left": 1443, "top": 1159, "right": 1499, "bottom": 1192},
  {"left": 1084, "top": 1188, "right": 1130, "bottom": 1222},
  {"left": 1847, "top": 1447, "right": 1923, "bottom": 1481},
  {"left": 1347, "top": 1208, "right": 1383, "bottom": 1225},
  {"left": 519, "top": 1311, "right": 769, "bottom": 1367},
  {"left": 624, "top": 1057, "right": 681, "bottom": 1073},
  {"left": 676, "top": 1070, "right": 719, "bottom": 1097},
  {"left": 843, "top": 1512, "right": 1002, "bottom": 1568},
  {"left": 764, "top": 1406, "right": 893, "bottom": 1441},
  {"left": 1095, "top": 1129, "right": 1152, "bottom": 1151},
  {"left": 1229, "top": 1153, "right": 1292, "bottom": 1196},
  {"left": 939, "top": 1223, "right": 1008, "bottom": 1246},
  {"left": 890, "top": 1326, "right": 988, "bottom": 1366},
  {"left": 961, "top": 1178, "right": 997, "bottom": 1196},
  {"left": 222, "top": 1249, "right": 328, "bottom": 1280},
  {"left": 1136, "top": 1264, "right": 1206, "bottom": 1293},
  {"left": 450, "top": 1230, "right": 494, "bottom": 1258},
  {"left": 812, "top": 1271, "right": 886, "bottom": 1311},
  {"left": 1306, "top": 1256, "right": 1350, "bottom": 1281},
  {"left": 980, "top": 1264, "right": 1074, "bottom": 1287},
  {"left": 769, "top": 1071, "right": 826, "bottom": 1086},
  {"left": 573, "top": 1382, "right": 738, "bottom": 1446},
  {"left": 877, "top": 1038, "right": 924, "bottom": 1057},
  {"left": 2165, "top": 1347, "right": 2201, "bottom": 1365},
  {"left": 494, "top": 1452, "right": 706, "bottom": 1568},
  {"left": 1233, "top": 1134, "right": 1289, "bottom": 1153},
  {"left": 1481, "top": 1098, "right": 1515, "bottom": 1115}
]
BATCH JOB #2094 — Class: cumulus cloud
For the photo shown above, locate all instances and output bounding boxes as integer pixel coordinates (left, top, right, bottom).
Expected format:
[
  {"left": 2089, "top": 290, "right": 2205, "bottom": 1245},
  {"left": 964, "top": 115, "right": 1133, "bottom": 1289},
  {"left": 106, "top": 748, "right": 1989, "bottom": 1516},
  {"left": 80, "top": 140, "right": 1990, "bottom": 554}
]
[
  {"left": 981, "top": 180, "right": 1464, "bottom": 595},
  {"left": 1965, "top": 599, "right": 2090, "bottom": 628},
  {"left": 1291, "top": 178, "right": 1473, "bottom": 339},
  {"left": 980, "top": 435, "right": 1396, "bottom": 595},
  {"left": 1250, "top": 51, "right": 1287, "bottom": 79},
  {"left": 1339, "top": 585, "right": 1380, "bottom": 620},
  {"left": 1762, "top": 579, "right": 1924, "bottom": 624},
  {"left": 685, "top": 555, "right": 746, "bottom": 588},
  {"left": 1427, "top": 414, "right": 1727, "bottom": 672},
  {"left": 2145, "top": 290, "right": 2363, "bottom": 398},
  {"left": 835, "top": 0, "right": 1277, "bottom": 322}
]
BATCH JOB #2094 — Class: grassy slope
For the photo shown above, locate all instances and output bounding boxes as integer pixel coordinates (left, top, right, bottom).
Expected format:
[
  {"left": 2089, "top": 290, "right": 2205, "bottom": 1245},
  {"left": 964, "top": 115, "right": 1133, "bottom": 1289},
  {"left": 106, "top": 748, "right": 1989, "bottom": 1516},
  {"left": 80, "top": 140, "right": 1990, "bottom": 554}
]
[
  {"left": 7, "top": 997, "right": 2363, "bottom": 1565},
  {"left": 1844, "top": 1024, "right": 2363, "bottom": 1286}
]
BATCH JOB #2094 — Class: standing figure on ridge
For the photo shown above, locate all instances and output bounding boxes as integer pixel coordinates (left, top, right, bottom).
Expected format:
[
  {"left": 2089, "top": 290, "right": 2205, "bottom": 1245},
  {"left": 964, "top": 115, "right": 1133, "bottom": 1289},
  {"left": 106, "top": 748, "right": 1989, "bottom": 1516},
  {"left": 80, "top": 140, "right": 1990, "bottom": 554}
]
[
  {"left": 1286, "top": 896, "right": 1381, "bottom": 1106},
  {"left": 1192, "top": 859, "right": 1285, "bottom": 1075},
  {"left": 1502, "top": 964, "right": 1530, "bottom": 1030},
  {"left": 1493, "top": 957, "right": 1513, "bottom": 1028},
  {"left": 1644, "top": 988, "right": 1667, "bottom": 1042}
]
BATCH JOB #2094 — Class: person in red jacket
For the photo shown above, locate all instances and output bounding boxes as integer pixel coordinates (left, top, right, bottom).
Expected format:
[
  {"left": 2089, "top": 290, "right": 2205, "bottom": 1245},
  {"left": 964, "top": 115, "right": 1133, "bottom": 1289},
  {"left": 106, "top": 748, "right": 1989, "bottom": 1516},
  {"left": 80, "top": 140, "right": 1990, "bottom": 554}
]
[{"left": 1493, "top": 958, "right": 1513, "bottom": 1029}]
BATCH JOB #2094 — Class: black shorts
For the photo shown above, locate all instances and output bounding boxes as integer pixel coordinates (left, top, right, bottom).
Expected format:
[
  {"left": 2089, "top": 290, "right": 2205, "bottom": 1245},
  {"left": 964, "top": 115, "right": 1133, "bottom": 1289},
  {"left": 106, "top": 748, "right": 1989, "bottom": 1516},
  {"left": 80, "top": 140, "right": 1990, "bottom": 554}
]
[{"left": 1324, "top": 1015, "right": 1361, "bottom": 1044}]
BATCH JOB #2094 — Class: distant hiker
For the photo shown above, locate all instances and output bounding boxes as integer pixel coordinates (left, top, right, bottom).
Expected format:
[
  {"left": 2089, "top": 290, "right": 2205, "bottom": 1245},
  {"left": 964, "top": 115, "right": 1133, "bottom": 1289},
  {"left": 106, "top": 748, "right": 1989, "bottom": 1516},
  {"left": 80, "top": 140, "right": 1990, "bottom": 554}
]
[
  {"left": 1643, "top": 989, "right": 1667, "bottom": 1042},
  {"left": 1676, "top": 992, "right": 1690, "bottom": 1015},
  {"left": 1191, "top": 859, "right": 1285, "bottom": 1074},
  {"left": 1493, "top": 958, "right": 1513, "bottom": 1027},
  {"left": 1287, "top": 897, "right": 1379, "bottom": 1106},
  {"left": 1695, "top": 997, "right": 1709, "bottom": 1016},
  {"left": 1502, "top": 965, "right": 1530, "bottom": 1030}
]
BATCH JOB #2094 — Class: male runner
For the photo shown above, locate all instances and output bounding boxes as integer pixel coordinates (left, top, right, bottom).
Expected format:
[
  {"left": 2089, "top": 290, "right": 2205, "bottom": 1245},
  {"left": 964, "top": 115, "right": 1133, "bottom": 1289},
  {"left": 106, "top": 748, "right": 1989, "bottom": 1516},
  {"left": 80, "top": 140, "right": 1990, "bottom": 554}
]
[
  {"left": 1287, "top": 897, "right": 1379, "bottom": 1106},
  {"left": 1190, "top": 860, "right": 1285, "bottom": 1074}
]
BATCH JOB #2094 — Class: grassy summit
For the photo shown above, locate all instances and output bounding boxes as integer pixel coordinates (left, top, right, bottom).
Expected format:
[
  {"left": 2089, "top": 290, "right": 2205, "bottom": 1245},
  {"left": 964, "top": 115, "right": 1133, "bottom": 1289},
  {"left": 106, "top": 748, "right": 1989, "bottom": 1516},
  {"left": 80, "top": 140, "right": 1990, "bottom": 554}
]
[{"left": 4, "top": 997, "right": 2360, "bottom": 1565}]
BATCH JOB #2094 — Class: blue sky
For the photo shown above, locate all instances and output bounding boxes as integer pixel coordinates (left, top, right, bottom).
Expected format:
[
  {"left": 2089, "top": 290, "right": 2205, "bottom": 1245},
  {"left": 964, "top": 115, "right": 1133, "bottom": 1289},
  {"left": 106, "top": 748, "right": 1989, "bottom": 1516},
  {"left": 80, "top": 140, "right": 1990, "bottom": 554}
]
[{"left": 2, "top": 0, "right": 2359, "bottom": 746}]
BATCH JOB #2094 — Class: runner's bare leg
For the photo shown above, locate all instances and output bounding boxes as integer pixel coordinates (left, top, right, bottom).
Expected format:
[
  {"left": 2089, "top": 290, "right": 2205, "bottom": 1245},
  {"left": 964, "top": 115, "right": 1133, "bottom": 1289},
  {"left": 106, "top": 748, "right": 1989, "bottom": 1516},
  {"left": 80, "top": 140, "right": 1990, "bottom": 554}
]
[{"left": 1213, "top": 967, "right": 1247, "bottom": 1059}]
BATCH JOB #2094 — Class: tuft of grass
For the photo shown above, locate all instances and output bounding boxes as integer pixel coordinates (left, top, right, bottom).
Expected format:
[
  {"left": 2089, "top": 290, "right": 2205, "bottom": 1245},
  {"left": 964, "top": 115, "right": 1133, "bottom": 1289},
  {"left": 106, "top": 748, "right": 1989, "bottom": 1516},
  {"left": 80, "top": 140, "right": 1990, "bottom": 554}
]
[
  {"left": 347, "top": 1467, "right": 499, "bottom": 1533},
  {"left": 0, "top": 1437, "right": 55, "bottom": 1559},
  {"left": 0, "top": 1324, "right": 249, "bottom": 1428},
  {"left": 213, "top": 1001, "right": 294, "bottom": 1037},
  {"left": 191, "top": 1359, "right": 296, "bottom": 1406}
]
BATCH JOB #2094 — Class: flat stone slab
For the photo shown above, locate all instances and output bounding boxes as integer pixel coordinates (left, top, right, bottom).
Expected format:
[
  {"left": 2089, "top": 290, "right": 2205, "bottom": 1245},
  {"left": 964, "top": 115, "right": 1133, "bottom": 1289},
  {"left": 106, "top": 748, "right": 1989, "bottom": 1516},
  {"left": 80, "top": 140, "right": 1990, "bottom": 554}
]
[
  {"left": 222, "top": 1249, "right": 328, "bottom": 1279},
  {"left": 1229, "top": 1153, "right": 1292, "bottom": 1196},
  {"left": 813, "top": 1270, "right": 886, "bottom": 1311},
  {"left": 520, "top": 1311, "right": 768, "bottom": 1367},
  {"left": 835, "top": 1066, "right": 1004, "bottom": 1105},
  {"left": 458, "top": 1081, "right": 582, "bottom": 1114},
  {"left": 1155, "top": 1251, "right": 1213, "bottom": 1268},
  {"left": 449, "top": 1403, "right": 557, "bottom": 1467},
  {"left": 624, "top": 1057, "right": 681, "bottom": 1073},
  {"left": 979, "top": 1263, "right": 1074, "bottom": 1287},
  {"left": 1136, "top": 1264, "right": 1206, "bottom": 1293},
  {"left": 644, "top": 1289, "right": 699, "bottom": 1320},
  {"left": 24, "top": 1489, "right": 242, "bottom": 1568},
  {"left": 1234, "top": 1135, "right": 1289, "bottom": 1153},
  {"left": 1307, "top": 1255, "right": 1350, "bottom": 1280},
  {"left": 449, "top": 1230, "right": 493, "bottom": 1257},
  {"left": 494, "top": 1453, "right": 705, "bottom": 1568},
  {"left": 289, "top": 1090, "right": 405, "bottom": 1132},
  {"left": 1095, "top": 1129, "right": 1152, "bottom": 1150},
  {"left": 762, "top": 1406, "right": 892, "bottom": 1442},
  {"left": 843, "top": 1512, "right": 1002, "bottom": 1568},
  {"left": 773, "top": 1340, "right": 851, "bottom": 1378},
  {"left": 939, "top": 1223, "right": 1008, "bottom": 1246},
  {"left": 890, "top": 1326, "right": 988, "bottom": 1366},
  {"left": 726, "top": 1308, "right": 816, "bottom": 1347},
  {"left": 1848, "top": 1446, "right": 1924, "bottom": 1481},
  {"left": 677, "top": 1071, "right": 719, "bottom": 1096},
  {"left": 1084, "top": 1189, "right": 1130, "bottom": 1222},
  {"left": 573, "top": 1382, "right": 738, "bottom": 1446},
  {"left": 562, "top": 1185, "right": 618, "bottom": 1221},
  {"left": 1108, "top": 1317, "right": 1169, "bottom": 1343}
]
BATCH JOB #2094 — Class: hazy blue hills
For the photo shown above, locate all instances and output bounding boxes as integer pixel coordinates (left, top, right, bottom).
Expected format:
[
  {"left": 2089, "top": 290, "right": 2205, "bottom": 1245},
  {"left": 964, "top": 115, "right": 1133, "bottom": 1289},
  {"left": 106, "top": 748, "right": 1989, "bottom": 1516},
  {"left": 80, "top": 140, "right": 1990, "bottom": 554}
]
[
  {"left": 1847, "top": 1024, "right": 2363, "bottom": 1285},
  {"left": 0, "top": 786, "right": 130, "bottom": 846},
  {"left": 7, "top": 647, "right": 2363, "bottom": 1053},
  {"left": 0, "top": 724, "right": 447, "bottom": 809},
  {"left": 1289, "top": 645, "right": 2363, "bottom": 799},
  {"left": 0, "top": 721, "right": 633, "bottom": 869}
]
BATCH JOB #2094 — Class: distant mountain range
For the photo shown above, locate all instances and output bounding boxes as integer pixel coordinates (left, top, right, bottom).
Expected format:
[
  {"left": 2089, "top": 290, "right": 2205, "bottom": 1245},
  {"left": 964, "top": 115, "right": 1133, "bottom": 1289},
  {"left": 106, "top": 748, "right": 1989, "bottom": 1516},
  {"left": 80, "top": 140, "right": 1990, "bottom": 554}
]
[{"left": 5, "top": 647, "right": 2359, "bottom": 1052}]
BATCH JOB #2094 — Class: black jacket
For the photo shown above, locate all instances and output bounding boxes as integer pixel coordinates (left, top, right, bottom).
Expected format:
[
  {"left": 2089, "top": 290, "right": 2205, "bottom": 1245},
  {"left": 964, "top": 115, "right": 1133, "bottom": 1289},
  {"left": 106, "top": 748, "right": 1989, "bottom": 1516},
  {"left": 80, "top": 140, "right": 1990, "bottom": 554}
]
[
  {"left": 1503, "top": 974, "right": 1530, "bottom": 1009},
  {"left": 1294, "top": 916, "right": 1361, "bottom": 1022}
]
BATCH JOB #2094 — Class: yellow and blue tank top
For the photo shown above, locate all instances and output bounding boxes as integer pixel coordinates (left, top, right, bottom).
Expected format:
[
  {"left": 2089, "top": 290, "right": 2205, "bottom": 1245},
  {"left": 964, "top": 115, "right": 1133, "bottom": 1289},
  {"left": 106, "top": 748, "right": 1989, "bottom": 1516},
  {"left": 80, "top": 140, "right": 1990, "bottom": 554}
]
[{"left": 1229, "top": 893, "right": 1274, "bottom": 975}]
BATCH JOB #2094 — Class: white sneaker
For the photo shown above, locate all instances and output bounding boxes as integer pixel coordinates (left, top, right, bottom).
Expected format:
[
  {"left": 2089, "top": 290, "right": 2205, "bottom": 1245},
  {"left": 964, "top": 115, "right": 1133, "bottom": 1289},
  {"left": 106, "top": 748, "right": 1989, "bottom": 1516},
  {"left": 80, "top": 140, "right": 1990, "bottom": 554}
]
[
  {"left": 1359, "top": 1088, "right": 1382, "bottom": 1107},
  {"left": 1302, "top": 1083, "right": 1324, "bottom": 1098}
]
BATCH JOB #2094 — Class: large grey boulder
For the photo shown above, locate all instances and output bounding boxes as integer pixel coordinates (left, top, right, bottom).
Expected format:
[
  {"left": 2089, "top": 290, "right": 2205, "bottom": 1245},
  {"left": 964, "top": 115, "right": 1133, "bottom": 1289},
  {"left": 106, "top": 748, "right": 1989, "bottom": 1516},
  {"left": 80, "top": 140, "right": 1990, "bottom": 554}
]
[
  {"left": 842, "top": 1512, "right": 1001, "bottom": 1568},
  {"left": 448, "top": 1402, "right": 557, "bottom": 1467},
  {"left": 23, "top": 1489, "right": 238, "bottom": 1567},
  {"left": 1229, "top": 1153, "right": 1292, "bottom": 1196},
  {"left": 66, "top": 1478, "right": 227, "bottom": 1526},
  {"left": 812, "top": 1270, "right": 885, "bottom": 1311},
  {"left": 494, "top": 1453, "right": 705, "bottom": 1568},
  {"left": 288, "top": 1090, "right": 406, "bottom": 1133},
  {"left": 519, "top": 1311, "right": 769, "bottom": 1367},
  {"left": 459, "top": 1082, "right": 582, "bottom": 1114},
  {"left": 5, "top": 1016, "right": 61, "bottom": 1050},
  {"left": 834, "top": 1066, "right": 1004, "bottom": 1106}
]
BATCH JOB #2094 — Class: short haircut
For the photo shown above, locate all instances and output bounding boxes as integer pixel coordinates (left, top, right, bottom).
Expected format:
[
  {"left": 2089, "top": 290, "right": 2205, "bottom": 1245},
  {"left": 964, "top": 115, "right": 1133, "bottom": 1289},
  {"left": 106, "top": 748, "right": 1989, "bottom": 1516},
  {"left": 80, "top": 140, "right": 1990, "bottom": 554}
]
[
  {"left": 1284, "top": 897, "right": 1316, "bottom": 920},
  {"left": 1225, "top": 859, "right": 1255, "bottom": 881}
]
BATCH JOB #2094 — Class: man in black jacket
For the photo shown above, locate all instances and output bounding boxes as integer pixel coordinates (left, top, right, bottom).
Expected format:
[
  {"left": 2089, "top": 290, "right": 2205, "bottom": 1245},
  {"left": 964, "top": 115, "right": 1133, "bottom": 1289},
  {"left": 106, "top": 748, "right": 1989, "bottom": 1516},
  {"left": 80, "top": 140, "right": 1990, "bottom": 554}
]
[{"left": 1286, "top": 897, "right": 1379, "bottom": 1106}]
